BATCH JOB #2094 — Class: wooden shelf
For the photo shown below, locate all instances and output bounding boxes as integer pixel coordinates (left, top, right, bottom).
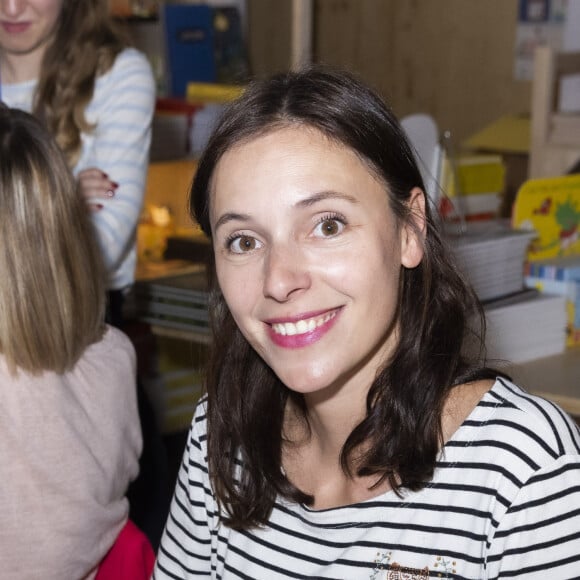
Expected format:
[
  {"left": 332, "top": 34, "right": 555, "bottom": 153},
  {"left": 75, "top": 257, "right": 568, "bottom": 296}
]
[
  {"left": 508, "top": 348, "right": 580, "bottom": 416},
  {"left": 113, "top": 14, "right": 158, "bottom": 23},
  {"left": 529, "top": 46, "right": 580, "bottom": 178},
  {"left": 133, "top": 258, "right": 580, "bottom": 416},
  {"left": 150, "top": 324, "right": 210, "bottom": 345}
]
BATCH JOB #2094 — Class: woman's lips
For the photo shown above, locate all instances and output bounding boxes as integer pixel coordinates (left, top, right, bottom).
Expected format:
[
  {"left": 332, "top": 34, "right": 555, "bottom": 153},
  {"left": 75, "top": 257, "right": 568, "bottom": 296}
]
[
  {"left": 1, "top": 21, "right": 31, "bottom": 34},
  {"left": 266, "top": 308, "right": 341, "bottom": 348}
]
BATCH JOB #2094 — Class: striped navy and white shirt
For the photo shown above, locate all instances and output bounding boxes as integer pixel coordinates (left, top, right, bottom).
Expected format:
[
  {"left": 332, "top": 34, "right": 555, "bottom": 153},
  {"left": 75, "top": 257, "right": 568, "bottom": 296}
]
[
  {"left": 1, "top": 48, "right": 155, "bottom": 290},
  {"left": 154, "top": 378, "right": 580, "bottom": 579}
]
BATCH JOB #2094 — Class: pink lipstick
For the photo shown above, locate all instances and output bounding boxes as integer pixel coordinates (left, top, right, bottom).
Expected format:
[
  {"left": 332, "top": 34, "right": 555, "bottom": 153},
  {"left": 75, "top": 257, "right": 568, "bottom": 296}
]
[
  {"left": 266, "top": 308, "right": 341, "bottom": 348},
  {"left": 1, "top": 21, "right": 31, "bottom": 34}
]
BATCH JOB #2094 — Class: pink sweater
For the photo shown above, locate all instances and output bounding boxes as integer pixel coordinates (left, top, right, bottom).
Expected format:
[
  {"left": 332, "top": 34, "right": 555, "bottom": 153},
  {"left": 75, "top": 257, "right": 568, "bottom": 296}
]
[{"left": 0, "top": 326, "right": 142, "bottom": 579}]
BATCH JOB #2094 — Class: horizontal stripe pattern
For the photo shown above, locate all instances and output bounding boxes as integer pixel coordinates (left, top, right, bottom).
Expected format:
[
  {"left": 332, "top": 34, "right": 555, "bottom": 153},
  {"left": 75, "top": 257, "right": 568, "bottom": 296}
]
[
  {"left": 154, "top": 378, "right": 580, "bottom": 579},
  {"left": 79, "top": 48, "right": 155, "bottom": 289},
  {"left": 1, "top": 48, "right": 155, "bottom": 289}
]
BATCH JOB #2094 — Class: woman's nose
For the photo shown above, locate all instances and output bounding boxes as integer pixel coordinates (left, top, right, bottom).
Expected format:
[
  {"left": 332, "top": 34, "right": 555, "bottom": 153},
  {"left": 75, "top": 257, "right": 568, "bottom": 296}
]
[
  {"left": 263, "top": 243, "right": 311, "bottom": 302},
  {"left": 1, "top": 0, "right": 25, "bottom": 17}
]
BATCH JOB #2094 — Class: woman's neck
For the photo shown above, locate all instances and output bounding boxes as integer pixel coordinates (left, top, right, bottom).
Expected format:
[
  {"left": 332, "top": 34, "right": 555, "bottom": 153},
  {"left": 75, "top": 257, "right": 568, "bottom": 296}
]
[
  {"left": 283, "top": 390, "right": 386, "bottom": 510},
  {"left": 286, "top": 379, "right": 369, "bottom": 460},
  {"left": 0, "top": 49, "right": 43, "bottom": 84}
]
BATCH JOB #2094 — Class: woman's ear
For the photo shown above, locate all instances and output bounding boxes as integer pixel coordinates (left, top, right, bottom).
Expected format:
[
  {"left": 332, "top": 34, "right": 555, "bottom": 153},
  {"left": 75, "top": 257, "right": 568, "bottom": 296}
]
[{"left": 400, "top": 187, "right": 426, "bottom": 269}]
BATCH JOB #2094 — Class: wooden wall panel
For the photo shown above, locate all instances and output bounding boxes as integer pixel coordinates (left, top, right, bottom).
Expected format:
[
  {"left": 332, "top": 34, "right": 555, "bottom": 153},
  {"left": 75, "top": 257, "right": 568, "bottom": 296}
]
[
  {"left": 248, "top": 0, "right": 532, "bottom": 144},
  {"left": 247, "top": 0, "right": 293, "bottom": 76},
  {"left": 383, "top": 0, "right": 530, "bottom": 142}
]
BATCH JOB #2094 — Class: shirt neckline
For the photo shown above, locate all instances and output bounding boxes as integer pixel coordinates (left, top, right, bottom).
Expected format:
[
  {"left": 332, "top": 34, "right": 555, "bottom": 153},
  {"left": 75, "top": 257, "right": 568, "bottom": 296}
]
[{"left": 293, "top": 378, "right": 504, "bottom": 518}]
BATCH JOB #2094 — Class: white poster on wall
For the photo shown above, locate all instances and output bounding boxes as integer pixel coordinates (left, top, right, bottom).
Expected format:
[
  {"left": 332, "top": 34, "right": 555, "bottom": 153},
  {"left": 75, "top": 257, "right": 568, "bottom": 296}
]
[
  {"left": 559, "top": 0, "right": 580, "bottom": 112},
  {"left": 514, "top": 0, "right": 568, "bottom": 81}
]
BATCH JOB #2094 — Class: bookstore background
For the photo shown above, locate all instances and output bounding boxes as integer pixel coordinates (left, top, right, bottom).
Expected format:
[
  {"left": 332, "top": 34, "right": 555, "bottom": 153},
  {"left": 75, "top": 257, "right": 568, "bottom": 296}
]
[{"left": 107, "top": 1, "right": 580, "bottom": 441}]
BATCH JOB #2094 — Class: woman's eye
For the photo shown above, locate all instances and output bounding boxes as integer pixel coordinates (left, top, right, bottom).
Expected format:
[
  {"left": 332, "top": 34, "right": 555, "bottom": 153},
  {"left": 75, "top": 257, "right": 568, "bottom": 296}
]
[
  {"left": 228, "top": 235, "right": 261, "bottom": 254},
  {"left": 314, "top": 217, "right": 345, "bottom": 238}
]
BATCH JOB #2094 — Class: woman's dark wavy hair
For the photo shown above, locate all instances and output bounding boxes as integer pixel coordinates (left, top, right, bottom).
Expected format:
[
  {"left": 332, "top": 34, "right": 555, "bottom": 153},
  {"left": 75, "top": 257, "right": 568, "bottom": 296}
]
[{"left": 190, "top": 65, "right": 499, "bottom": 529}]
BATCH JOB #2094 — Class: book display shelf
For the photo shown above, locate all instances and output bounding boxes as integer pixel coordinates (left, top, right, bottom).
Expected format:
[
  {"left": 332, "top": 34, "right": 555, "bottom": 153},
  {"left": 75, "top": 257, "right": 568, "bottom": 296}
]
[
  {"left": 509, "top": 349, "right": 580, "bottom": 418},
  {"left": 128, "top": 39, "right": 580, "bottom": 424},
  {"left": 131, "top": 257, "right": 580, "bottom": 421}
]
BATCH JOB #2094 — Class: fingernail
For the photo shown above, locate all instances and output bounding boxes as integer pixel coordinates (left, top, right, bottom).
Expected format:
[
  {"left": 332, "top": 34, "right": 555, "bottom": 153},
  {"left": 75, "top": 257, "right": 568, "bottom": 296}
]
[
  {"left": 96, "top": 203, "right": 104, "bottom": 210},
  {"left": 111, "top": 181, "right": 119, "bottom": 189}
]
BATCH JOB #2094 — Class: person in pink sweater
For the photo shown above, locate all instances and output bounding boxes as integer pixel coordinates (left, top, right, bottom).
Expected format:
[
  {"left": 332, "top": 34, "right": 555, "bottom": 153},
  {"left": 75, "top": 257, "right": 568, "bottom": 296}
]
[{"left": 0, "top": 104, "right": 142, "bottom": 579}]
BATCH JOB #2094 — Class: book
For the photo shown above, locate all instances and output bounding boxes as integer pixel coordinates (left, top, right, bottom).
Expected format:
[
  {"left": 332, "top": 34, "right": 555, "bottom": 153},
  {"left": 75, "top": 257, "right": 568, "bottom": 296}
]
[
  {"left": 440, "top": 154, "right": 506, "bottom": 222},
  {"left": 525, "top": 254, "right": 580, "bottom": 281},
  {"left": 481, "top": 287, "right": 539, "bottom": 309},
  {"left": 186, "top": 82, "right": 245, "bottom": 104},
  {"left": 446, "top": 220, "right": 536, "bottom": 302},
  {"left": 440, "top": 191, "right": 502, "bottom": 222},
  {"left": 162, "top": 4, "right": 248, "bottom": 98},
  {"left": 162, "top": 3, "right": 216, "bottom": 97},
  {"left": 133, "top": 270, "right": 210, "bottom": 336},
  {"left": 444, "top": 154, "right": 506, "bottom": 196},
  {"left": 484, "top": 293, "right": 567, "bottom": 363},
  {"left": 525, "top": 275, "right": 580, "bottom": 347},
  {"left": 524, "top": 255, "right": 580, "bottom": 347},
  {"left": 512, "top": 174, "right": 580, "bottom": 261}
]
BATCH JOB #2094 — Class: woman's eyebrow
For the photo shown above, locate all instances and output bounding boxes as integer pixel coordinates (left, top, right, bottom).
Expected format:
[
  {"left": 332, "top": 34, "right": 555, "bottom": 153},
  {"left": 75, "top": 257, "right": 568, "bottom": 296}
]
[
  {"left": 295, "top": 190, "right": 359, "bottom": 208},
  {"left": 214, "top": 211, "right": 251, "bottom": 231},
  {"left": 213, "top": 191, "right": 358, "bottom": 231}
]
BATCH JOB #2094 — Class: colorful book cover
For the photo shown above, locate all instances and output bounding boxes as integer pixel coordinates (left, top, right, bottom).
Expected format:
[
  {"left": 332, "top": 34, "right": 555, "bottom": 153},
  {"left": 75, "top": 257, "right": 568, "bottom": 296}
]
[
  {"left": 162, "top": 4, "right": 248, "bottom": 98},
  {"left": 512, "top": 174, "right": 580, "bottom": 261},
  {"left": 162, "top": 3, "right": 216, "bottom": 97},
  {"left": 525, "top": 255, "right": 580, "bottom": 281},
  {"left": 525, "top": 275, "right": 580, "bottom": 347}
]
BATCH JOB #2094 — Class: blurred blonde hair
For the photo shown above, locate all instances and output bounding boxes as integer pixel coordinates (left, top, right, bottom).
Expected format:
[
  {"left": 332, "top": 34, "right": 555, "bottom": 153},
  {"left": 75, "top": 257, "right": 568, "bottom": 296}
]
[
  {"left": 0, "top": 105, "right": 106, "bottom": 375},
  {"left": 34, "top": 0, "right": 127, "bottom": 166}
]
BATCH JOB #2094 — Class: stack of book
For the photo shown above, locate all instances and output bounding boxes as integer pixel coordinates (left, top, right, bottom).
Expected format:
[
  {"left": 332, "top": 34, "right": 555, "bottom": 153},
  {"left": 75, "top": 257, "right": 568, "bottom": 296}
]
[
  {"left": 510, "top": 174, "right": 580, "bottom": 352},
  {"left": 440, "top": 154, "right": 506, "bottom": 222},
  {"left": 446, "top": 220, "right": 536, "bottom": 302},
  {"left": 132, "top": 269, "right": 210, "bottom": 337},
  {"left": 524, "top": 255, "right": 580, "bottom": 347},
  {"left": 484, "top": 291, "right": 567, "bottom": 363},
  {"left": 149, "top": 336, "right": 206, "bottom": 434},
  {"left": 446, "top": 219, "right": 569, "bottom": 363}
]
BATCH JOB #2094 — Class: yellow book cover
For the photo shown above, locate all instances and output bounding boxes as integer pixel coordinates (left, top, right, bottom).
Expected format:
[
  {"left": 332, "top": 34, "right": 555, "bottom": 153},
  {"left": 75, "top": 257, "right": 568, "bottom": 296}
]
[
  {"left": 443, "top": 154, "right": 506, "bottom": 196},
  {"left": 186, "top": 82, "right": 245, "bottom": 104},
  {"left": 512, "top": 174, "right": 580, "bottom": 261}
]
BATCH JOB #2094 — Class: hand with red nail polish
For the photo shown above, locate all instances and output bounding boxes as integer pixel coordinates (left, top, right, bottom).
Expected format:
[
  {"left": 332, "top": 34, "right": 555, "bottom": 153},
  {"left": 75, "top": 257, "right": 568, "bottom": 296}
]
[{"left": 77, "top": 167, "right": 118, "bottom": 210}]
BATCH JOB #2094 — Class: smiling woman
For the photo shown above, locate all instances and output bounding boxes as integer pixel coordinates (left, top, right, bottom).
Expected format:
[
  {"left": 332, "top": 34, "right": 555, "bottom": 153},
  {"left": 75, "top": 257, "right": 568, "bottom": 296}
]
[
  {"left": 153, "top": 67, "right": 580, "bottom": 580},
  {"left": 210, "top": 127, "right": 419, "bottom": 392}
]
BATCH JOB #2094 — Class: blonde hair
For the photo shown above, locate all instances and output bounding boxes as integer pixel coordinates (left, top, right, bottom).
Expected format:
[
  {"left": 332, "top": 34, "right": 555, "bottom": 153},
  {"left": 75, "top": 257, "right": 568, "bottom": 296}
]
[
  {"left": 34, "top": 0, "right": 128, "bottom": 167},
  {"left": 0, "top": 106, "right": 106, "bottom": 375}
]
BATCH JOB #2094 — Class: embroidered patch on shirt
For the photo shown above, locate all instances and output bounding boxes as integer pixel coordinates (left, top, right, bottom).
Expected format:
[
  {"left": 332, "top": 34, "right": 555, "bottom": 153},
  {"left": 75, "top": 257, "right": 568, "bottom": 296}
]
[{"left": 371, "top": 551, "right": 456, "bottom": 579}]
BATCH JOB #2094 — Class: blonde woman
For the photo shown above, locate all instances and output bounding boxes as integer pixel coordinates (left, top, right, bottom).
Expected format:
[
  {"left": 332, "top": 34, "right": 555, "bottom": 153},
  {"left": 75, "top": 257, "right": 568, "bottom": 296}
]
[
  {"left": 0, "top": 0, "right": 168, "bottom": 545},
  {"left": 0, "top": 104, "right": 142, "bottom": 579}
]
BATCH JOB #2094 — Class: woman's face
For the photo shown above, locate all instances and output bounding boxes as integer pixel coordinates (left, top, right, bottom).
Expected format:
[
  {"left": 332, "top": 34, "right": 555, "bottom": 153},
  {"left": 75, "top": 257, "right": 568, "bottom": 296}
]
[
  {"left": 210, "top": 126, "right": 425, "bottom": 401},
  {"left": 0, "top": 0, "right": 63, "bottom": 59}
]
